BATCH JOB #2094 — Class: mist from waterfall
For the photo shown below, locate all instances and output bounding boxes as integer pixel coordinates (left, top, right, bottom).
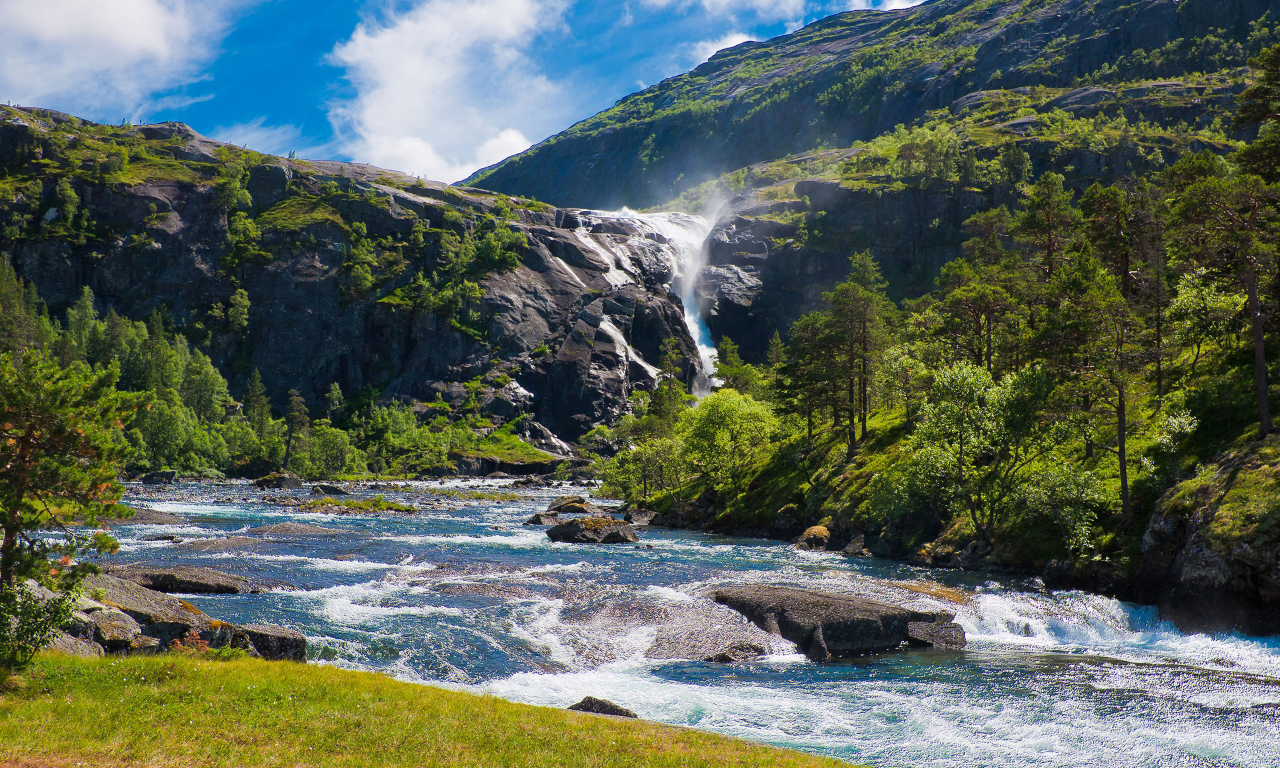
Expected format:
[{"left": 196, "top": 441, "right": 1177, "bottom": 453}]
[{"left": 579, "top": 207, "right": 720, "bottom": 396}]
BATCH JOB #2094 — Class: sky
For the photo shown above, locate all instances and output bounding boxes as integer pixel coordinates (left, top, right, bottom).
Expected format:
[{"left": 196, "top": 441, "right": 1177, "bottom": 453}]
[{"left": 0, "top": 0, "right": 922, "bottom": 184}]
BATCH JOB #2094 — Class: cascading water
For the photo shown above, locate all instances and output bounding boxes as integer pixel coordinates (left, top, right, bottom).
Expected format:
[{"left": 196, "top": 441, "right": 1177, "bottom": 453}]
[{"left": 577, "top": 207, "right": 719, "bottom": 396}]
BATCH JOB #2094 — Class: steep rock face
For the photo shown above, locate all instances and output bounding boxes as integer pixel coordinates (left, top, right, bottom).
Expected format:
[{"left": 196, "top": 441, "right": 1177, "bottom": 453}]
[
  {"left": 1134, "top": 438, "right": 1280, "bottom": 636},
  {"left": 468, "top": 0, "right": 1279, "bottom": 209},
  {"left": 1, "top": 108, "right": 700, "bottom": 441}
]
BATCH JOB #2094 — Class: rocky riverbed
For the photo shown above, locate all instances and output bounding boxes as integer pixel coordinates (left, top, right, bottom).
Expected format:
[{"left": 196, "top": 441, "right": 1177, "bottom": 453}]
[{"left": 54, "top": 478, "right": 1280, "bottom": 768}]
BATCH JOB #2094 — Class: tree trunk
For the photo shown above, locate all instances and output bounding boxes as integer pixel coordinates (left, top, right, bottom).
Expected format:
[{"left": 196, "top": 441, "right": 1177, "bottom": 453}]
[
  {"left": 1248, "top": 264, "right": 1272, "bottom": 436},
  {"left": 283, "top": 425, "right": 295, "bottom": 470}
]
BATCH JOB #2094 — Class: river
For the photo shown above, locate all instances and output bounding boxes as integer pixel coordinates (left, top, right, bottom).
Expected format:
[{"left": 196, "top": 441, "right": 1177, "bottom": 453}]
[{"left": 106, "top": 480, "right": 1280, "bottom": 768}]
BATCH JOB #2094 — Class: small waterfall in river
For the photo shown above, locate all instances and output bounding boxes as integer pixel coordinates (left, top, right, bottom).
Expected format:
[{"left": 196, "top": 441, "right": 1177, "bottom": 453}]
[{"left": 579, "top": 208, "right": 718, "bottom": 396}]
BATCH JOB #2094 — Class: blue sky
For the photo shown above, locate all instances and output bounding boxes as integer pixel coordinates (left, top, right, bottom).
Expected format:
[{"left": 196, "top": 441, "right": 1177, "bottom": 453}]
[{"left": 0, "top": 0, "right": 921, "bottom": 183}]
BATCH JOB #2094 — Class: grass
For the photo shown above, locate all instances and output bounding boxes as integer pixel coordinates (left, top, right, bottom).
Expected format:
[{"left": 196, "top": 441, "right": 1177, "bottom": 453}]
[
  {"left": 256, "top": 196, "right": 348, "bottom": 234},
  {"left": 0, "top": 655, "right": 852, "bottom": 768},
  {"left": 302, "top": 494, "right": 416, "bottom": 514},
  {"left": 423, "top": 488, "right": 522, "bottom": 502},
  {"left": 453, "top": 422, "right": 554, "bottom": 465}
]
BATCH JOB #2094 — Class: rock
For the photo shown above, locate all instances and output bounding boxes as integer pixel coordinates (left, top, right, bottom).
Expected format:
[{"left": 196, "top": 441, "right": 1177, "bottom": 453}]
[
  {"left": 141, "top": 533, "right": 181, "bottom": 542},
  {"left": 85, "top": 609, "right": 145, "bottom": 652},
  {"left": 255, "top": 472, "right": 303, "bottom": 489},
  {"left": 547, "top": 516, "right": 639, "bottom": 544},
  {"left": 46, "top": 630, "right": 105, "bottom": 658},
  {"left": 116, "top": 507, "right": 185, "bottom": 525},
  {"left": 141, "top": 470, "right": 177, "bottom": 485},
  {"left": 840, "top": 534, "right": 868, "bottom": 557},
  {"left": 547, "top": 495, "right": 605, "bottom": 515},
  {"left": 703, "top": 642, "right": 768, "bottom": 663},
  {"left": 710, "top": 585, "right": 964, "bottom": 661},
  {"left": 82, "top": 573, "right": 212, "bottom": 647},
  {"left": 242, "top": 624, "right": 307, "bottom": 662},
  {"left": 106, "top": 564, "right": 279, "bottom": 595},
  {"left": 795, "top": 525, "right": 830, "bottom": 551},
  {"left": 247, "top": 522, "right": 340, "bottom": 536},
  {"left": 176, "top": 536, "right": 263, "bottom": 553},
  {"left": 625, "top": 509, "right": 657, "bottom": 526},
  {"left": 567, "top": 696, "right": 637, "bottom": 719},
  {"left": 906, "top": 621, "right": 967, "bottom": 650},
  {"left": 310, "top": 483, "right": 349, "bottom": 496},
  {"left": 523, "top": 512, "right": 560, "bottom": 525}
]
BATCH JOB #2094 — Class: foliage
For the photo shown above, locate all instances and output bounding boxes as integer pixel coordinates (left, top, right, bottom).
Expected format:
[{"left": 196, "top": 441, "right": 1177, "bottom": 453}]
[{"left": 678, "top": 389, "right": 778, "bottom": 494}]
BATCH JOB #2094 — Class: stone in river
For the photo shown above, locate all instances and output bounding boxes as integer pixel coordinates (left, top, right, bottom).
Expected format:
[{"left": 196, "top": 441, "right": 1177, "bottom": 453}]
[
  {"left": 141, "top": 470, "right": 177, "bottom": 485},
  {"left": 703, "top": 641, "right": 768, "bottom": 663},
  {"left": 255, "top": 472, "right": 303, "bottom": 489},
  {"left": 248, "top": 522, "right": 340, "bottom": 536},
  {"left": 710, "top": 584, "right": 965, "bottom": 661},
  {"left": 106, "top": 564, "right": 283, "bottom": 594},
  {"left": 625, "top": 509, "right": 657, "bottom": 526},
  {"left": 176, "top": 536, "right": 263, "bottom": 553},
  {"left": 310, "top": 483, "right": 349, "bottom": 496},
  {"left": 567, "top": 696, "right": 637, "bottom": 718},
  {"left": 547, "top": 495, "right": 605, "bottom": 516},
  {"left": 906, "top": 620, "right": 967, "bottom": 650},
  {"left": 523, "top": 512, "right": 559, "bottom": 525},
  {"left": 547, "top": 516, "right": 638, "bottom": 544}
]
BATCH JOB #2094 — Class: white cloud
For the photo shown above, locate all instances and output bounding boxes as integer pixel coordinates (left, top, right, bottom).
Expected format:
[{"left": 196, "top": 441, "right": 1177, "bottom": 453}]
[
  {"left": 210, "top": 117, "right": 333, "bottom": 159},
  {"left": 0, "top": 0, "right": 250, "bottom": 121},
  {"left": 689, "top": 31, "right": 752, "bottom": 66},
  {"left": 640, "top": 0, "right": 807, "bottom": 20},
  {"left": 327, "top": 0, "right": 570, "bottom": 184}
]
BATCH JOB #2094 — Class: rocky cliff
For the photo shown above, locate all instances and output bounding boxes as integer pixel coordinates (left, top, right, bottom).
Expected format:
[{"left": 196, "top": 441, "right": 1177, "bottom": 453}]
[
  {"left": 0, "top": 107, "right": 701, "bottom": 441},
  {"left": 467, "top": 0, "right": 1280, "bottom": 210}
]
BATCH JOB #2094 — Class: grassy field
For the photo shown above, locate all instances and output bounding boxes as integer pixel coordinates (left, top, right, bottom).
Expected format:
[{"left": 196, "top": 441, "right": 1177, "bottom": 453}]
[{"left": 0, "top": 655, "right": 853, "bottom": 768}]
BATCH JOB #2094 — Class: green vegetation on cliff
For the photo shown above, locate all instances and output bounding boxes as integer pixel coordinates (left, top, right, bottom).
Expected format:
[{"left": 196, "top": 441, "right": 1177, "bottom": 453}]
[
  {"left": 586, "top": 52, "right": 1280, "bottom": 587},
  {"left": 1, "top": 654, "right": 848, "bottom": 768}
]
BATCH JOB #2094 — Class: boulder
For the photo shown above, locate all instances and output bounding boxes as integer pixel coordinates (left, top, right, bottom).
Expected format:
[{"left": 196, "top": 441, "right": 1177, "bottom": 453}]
[
  {"left": 840, "top": 534, "right": 868, "bottom": 557},
  {"left": 567, "top": 696, "right": 637, "bottom": 719},
  {"left": 625, "top": 509, "right": 657, "bottom": 526},
  {"left": 547, "top": 517, "right": 639, "bottom": 544},
  {"left": 106, "top": 564, "right": 279, "bottom": 594},
  {"left": 176, "top": 536, "right": 263, "bottom": 553},
  {"left": 83, "top": 573, "right": 212, "bottom": 647},
  {"left": 46, "top": 630, "right": 105, "bottom": 658},
  {"left": 906, "top": 621, "right": 967, "bottom": 650},
  {"left": 703, "top": 641, "right": 768, "bottom": 663},
  {"left": 310, "top": 483, "right": 349, "bottom": 496},
  {"left": 710, "top": 585, "right": 965, "bottom": 661},
  {"left": 523, "top": 512, "right": 560, "bottom": 525},
  {"left": 547, "top": 495, "right": 605, "bottom": 516},
  {"left": 242, "top": 624, "right": 308, "bottom": 662},
  {"left": 255, "top": 472, "right": 303, "bottom": 489},
  {"left": 85, "top": 609, "right": 146, "bottom": 652},
  {"left": 247, "top": 522, "right": 340, "bottom": 536},
  {"left": 141, "top": 470, "right": 177, "bottom": 485},
  {"left": 795, "top": 525, "right": 830, "bottom": 551}
]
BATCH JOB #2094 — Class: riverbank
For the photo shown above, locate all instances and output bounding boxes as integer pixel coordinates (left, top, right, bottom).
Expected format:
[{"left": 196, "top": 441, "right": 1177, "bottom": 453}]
[{"left": 1, "top": 654, "right": 850, "bottom": 768}]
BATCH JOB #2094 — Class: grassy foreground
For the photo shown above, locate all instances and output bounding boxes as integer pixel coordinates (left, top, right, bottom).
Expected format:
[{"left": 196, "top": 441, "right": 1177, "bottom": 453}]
[{"left": 0, "top": 655, "right": 852, "bottom": 768}]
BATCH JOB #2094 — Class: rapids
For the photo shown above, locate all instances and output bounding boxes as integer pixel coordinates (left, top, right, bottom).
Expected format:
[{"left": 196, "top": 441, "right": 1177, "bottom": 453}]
[{"left": 106, "top": 481, "right": 1280, "bottom": 768}]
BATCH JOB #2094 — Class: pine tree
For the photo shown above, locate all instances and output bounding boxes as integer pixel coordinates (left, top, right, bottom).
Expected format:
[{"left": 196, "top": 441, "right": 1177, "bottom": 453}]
[
  {"left": 244, "top": 368, "right": 270, "bottom": 441},
  {"left": 283, "top": 389, "right": 310, "bottom": 471}
]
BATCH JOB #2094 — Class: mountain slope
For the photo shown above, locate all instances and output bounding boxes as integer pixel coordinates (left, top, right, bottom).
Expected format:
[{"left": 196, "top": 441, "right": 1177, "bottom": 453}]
[
  {"left": 0, "top": 107, "right": 700, "bottom": 442},
  {"left": 466, "top": 0, "right": 1280, "bottom": 209}
]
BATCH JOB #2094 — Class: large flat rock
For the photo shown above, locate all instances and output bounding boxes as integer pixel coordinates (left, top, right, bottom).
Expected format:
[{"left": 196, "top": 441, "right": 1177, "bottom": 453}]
[
  {"left": 106, "top": 564, "right": 283, "bottom": 594},
  {"left": 710, "top": 585, "right": 965, "bottom": 661}
]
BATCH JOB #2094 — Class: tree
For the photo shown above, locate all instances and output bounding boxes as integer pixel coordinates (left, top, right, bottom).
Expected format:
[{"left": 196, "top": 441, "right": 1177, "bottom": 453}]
[
  {"left": 766, "top": 331, "right": 786, "bottom": 368},
  {"left": 283, "top": 389, "right": 310, "bottom": 471},
  {"left": 776, "top": 312, "right": 836, "bottom": 448},
  {"left": 325, "top": 382, "right": 345, "bottom": 421},
  {"left": 1233, "top": 44, "right": 1280, "bottom": 182},
  {"left": 713, "top": 337, "right": 763, "bottom": 396},
  {"left": 1170, "top": 173, "right": 1279, "bottom": 435},
  {"left": 0, "top": 349, "right": 143, "bottom": 667},
  {"left": 905, "top": 363, "right": 1066, "bottom": 544},
  {"left": 1000, "top": 143, "right": 1030, "bottom": 186},
  {"left": 227, "top": 289, "right": 250, "bottom": 333},
  {"left": 678, "top": 390, "right": 777, "bottom": 494},
  {"left": 823, "top": 251, "right": 894, "bottom": 455},
  {"left": 1012, "top": 172, "right": 1082, "bottom": 283},
  {"left": 244, "top": 369, "right": 270, "bottom": 441}
]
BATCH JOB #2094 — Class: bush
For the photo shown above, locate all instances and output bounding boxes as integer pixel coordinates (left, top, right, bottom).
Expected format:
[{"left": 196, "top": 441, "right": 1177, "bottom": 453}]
[{"left": 0, "top": 583, "right": 73, "bottom": 670}]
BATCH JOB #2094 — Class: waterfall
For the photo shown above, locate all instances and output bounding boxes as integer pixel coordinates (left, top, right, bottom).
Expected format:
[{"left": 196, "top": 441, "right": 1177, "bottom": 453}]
[{"left": 578, "top": 208, "right": 718, "bottom": 396}]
